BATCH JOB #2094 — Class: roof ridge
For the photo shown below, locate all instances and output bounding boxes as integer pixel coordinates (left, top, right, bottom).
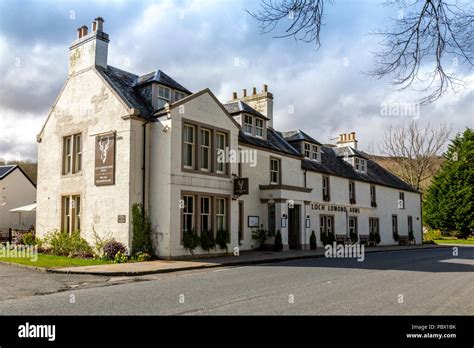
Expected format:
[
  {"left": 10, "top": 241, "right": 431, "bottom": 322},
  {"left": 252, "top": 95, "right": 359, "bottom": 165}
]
[{"left": 107, "top": 65, "right": 138, "bottom": 78}]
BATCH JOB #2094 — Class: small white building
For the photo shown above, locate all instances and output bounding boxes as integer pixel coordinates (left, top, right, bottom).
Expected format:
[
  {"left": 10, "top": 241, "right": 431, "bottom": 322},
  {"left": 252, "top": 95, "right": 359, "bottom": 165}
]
[
  {"left": 0, "top": 165, "right": 37, "bottom": 232},
  {"left": 36, "top": 18, "right": 422, "bottom": 258}
]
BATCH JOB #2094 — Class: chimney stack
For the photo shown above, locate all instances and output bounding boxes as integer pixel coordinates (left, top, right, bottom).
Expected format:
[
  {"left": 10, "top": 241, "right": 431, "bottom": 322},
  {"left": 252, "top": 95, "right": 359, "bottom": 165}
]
[
  {"left": 69, "top": 17, "right": 109, "bottom": 75},
  {"left": 227, "top": 83, "right": 274, "bottom": 128},
  {"left": 336, "top": 132, "right": 358, "bottom": 149}
]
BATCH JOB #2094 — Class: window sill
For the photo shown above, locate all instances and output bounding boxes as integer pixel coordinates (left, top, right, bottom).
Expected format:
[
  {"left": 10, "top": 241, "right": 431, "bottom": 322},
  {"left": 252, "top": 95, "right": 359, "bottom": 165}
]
[
  {"left": 61, "top": 171, "right": 83, "bottom": 178},
  {"left": 181, "top": 168, "right": 230, "bottom": 179}
]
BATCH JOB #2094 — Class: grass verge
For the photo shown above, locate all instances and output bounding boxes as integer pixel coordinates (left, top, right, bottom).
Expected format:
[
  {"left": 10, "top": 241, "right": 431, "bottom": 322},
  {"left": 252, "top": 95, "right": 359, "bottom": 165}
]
[
  {"left": 0, "top": 252, "right": 113, "bottom": 269},
  {"left": 434, "top": 238, "right": 474, "bottom": 245}
]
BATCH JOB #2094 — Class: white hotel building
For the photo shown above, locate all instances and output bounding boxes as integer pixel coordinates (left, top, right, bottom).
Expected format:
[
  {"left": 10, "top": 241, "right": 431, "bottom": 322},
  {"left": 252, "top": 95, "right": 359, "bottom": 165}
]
[{"left": 36, "top": 18, "right": 422, "bottom": 258}]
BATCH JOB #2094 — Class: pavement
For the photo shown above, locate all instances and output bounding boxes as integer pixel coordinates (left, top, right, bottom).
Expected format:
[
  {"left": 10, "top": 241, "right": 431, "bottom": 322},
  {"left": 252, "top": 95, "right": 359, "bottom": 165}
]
[
  {"left": 50, "top": 244, "right": 447, "bottom": 276},
  {"left": 0, "top": 247, "right": 472, "bottom": 315}
]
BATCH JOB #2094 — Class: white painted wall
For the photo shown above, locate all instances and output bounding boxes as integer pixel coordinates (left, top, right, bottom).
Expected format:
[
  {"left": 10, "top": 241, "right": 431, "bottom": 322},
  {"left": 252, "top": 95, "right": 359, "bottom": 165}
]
[{"left": 36, "top": 68, "right": 139, "bottom": 250}]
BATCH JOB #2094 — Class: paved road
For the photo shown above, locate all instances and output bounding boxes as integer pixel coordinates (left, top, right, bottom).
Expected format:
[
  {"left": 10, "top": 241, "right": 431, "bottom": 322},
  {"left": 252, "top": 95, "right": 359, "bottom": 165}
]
[{"left": 0, "top": 247, "right": 472, "bottom": 315}]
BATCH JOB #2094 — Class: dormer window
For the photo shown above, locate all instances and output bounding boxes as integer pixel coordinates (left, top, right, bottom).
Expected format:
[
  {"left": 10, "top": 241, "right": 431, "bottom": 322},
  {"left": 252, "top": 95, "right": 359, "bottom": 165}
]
[
  {"left": 303, "top": 142, "right": 320, "bottom": 162},
  {"left": 354, "top": 157, "right": 366, "bottom": 172},
  {"left": 158, "top": 85, "right": 171, "bottom": 109},
  {"left": 173, "top": 90, "right": 186, "bottom": 102},
  {"left": 311, "top": 144, "right": 320, "bottom": 161},
  {"left": 244, "top": 115, "right": 253, "bottom": 135},
  {"left": 304, "top": 142, "right": 311, "bottom": 158},
  {"left": 255, "top": 118, "right": 264, "bottom": 137}
]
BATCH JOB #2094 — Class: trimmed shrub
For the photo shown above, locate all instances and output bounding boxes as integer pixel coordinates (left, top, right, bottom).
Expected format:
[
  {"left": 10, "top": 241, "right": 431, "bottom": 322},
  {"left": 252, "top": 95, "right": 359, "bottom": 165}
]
[
  {"left": 183, "top": 229, "right": 200, "bottom": 255},
  {"left": 393, "top": 230, "right": 399, "bottom": 242},
  {"left": 103, "top": 239, "right": 127, "bottom": 259},
  {"left": 114, "top": 251, "right": 128, "bottom": 263},
  {"left": 216, "top": 229, "right": 230, "bottom": 251},
  {"left": 350, "top": 231, "right": 358, "bottom": 243},
  {"left": 45, "top": 230, "right": 93, "bottom": 258},
  {"left": 200, "top": 230, "right": 216, "bottom": 252},
  {"left": 20, "top": 233, "right": 36, "bottom": 246},
  {"left": 320, "top": 231, "right": 335, "bottom": 246},
  {"left": 274, "top": 230, "right": 283, "bottom": 251},
  {"left": 251, "top": 225, "right": 269, "bottom": 250},
  {"left": 131, "top": 203, "right": 153, "bottom": 256},
  {"left": 136, "top": 252, "right": 152, "bottom": 262},
  {"left": 370, "top": 231, "right": 381, "bottom": 244},
  {"left": 424, "top": 229, "right": 442, "bottom": 242},
  {"left": 310, "top": 231, "right": 317, "bottom": 250}
]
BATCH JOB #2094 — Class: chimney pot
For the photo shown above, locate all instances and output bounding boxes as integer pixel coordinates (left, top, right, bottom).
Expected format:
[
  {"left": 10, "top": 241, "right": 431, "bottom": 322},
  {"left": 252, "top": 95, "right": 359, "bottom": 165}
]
[
  {"left": 252, "top": 87, "right": 257, "bottom": 95},
  {"left": 94, "top": 17, "right": 104, "bottom": 32},
  {"left": 243, "top": 89, "right": 247, "bottom": 97},
  {"left": 81, "top": 25, "right": 88, "bottom": 37},
  {"left": 232, "top": 92, "right": 237, "bottom": 100},
  {"left": 77, "top": 27, "right": 82, "bottom": 39},
  {"left": 351, "top": 132, "right": 356, "bottom": 140},
  {"left": 263, "top": 84, "right": 268, "bottom": 92}
]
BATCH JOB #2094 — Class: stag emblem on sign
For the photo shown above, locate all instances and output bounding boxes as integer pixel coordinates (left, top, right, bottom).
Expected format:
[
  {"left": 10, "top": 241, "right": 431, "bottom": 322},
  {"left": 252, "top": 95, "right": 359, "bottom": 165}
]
[{"left": 98, "top": 137, "right": 110, "bottom": 164}]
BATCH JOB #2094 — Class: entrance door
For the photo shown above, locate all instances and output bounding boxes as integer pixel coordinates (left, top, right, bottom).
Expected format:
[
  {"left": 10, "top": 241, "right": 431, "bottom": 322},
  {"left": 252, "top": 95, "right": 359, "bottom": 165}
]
[{"left": 288, "top": 205, "right": 300, "bottom": 249}]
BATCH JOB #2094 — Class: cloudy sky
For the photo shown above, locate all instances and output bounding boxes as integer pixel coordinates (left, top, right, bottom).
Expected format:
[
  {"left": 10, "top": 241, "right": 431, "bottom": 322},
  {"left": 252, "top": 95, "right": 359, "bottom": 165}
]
[{"left": 0, "top": 0, "right": 472, "bottom": 161}]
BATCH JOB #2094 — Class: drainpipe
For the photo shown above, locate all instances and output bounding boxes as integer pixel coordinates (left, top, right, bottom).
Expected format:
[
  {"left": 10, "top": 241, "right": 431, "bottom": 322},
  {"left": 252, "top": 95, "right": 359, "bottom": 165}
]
[{"left": 142, "top": 120, "right": 149, "bottom": 216}]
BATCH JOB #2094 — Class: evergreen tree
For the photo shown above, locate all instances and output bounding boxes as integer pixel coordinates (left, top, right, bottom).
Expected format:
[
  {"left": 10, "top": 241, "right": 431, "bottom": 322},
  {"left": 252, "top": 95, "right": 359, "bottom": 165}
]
[
  {"left": 424, "top": 128, "right": 474, "bottom": 238},
  {"left": 131, "top": 203, "right": 153, "bottom": 255}
]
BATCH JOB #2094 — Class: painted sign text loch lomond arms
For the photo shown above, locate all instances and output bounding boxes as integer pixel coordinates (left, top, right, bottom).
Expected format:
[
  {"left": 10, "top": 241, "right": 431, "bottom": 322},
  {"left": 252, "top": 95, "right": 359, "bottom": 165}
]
[{"left": 311, "top": 203, "right": 361, "bottom": 214}]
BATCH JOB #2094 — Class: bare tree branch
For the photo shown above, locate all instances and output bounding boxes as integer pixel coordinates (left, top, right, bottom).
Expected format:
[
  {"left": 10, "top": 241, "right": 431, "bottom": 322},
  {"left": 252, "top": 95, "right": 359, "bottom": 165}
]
[
  {"left": 246, "top": 0, "right": 330, "bottom": 48},
  {"left": 379, "top": 120, "right": 452, "bottom": 191},
  {"left": 247, "top": 0, "right": 473, "bottom": 103},
  {"left": 369, "top": 0, "right": 474, "bottom": 105}
]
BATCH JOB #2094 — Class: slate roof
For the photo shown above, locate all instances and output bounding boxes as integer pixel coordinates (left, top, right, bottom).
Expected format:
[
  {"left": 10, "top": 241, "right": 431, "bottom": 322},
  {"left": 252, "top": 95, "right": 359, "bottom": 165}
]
[
  {"left": 224, "top": 100, "right": 269, "bottom": 120},
  {"left": 96, "top": 65, "right": 154, "bottom": 119},
  {"left": 281, "top": 129, "right": 322, "bottom": 145},
  {"left": 301, "top": 147, "right": 418, "bottom": 192},
  {"left": 133, "top": 69, "right": 192, "bottom": 94},
  {"left": 97, "top": 65, "right": 192, "bottom": 119},
  {"left": 239, "top": 129, "right": 300, "bottom": 157},
  {"left": 333, "top": 146, "right": 370, "bottom": 160},
  {"left": 0, "top": 165, "right": 16, "bottom": 179},
  {"left": 97, "top": 65, "right": 416, "bottom": 193}
]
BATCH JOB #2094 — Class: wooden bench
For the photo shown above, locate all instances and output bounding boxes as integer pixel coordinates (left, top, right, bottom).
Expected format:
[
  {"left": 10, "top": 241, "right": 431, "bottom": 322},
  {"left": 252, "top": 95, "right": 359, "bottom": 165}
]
[
  {"left": 398, "top": 235, "right": 413, "bottom": 245},
  {"left": 336, "top": 234, "right": 347, "bottom": 244},
  {"left": 359, "top": 235, "right": 369, "bottom": 245}
]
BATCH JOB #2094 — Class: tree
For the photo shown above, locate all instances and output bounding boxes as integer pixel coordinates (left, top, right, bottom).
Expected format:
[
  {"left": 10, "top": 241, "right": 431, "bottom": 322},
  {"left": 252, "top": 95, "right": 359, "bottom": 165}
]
[
  {"left": 424, "top": 128, "right": 473, "bottom": 238},
  {"left": 379, "top": 120, "right": 451, "bottom": 191},
  {"left": 247, "top": 0, "right": 473, "bottom": 104}
]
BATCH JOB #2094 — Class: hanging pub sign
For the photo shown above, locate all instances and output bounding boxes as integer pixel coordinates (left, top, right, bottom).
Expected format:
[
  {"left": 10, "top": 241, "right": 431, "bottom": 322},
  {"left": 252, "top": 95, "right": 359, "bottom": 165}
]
[
  {"left": 234, "top": 177, "right": 249, "bottom": 196},
  {"left": 95, "top": 132, "right": 116, "bottom": 186}
]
